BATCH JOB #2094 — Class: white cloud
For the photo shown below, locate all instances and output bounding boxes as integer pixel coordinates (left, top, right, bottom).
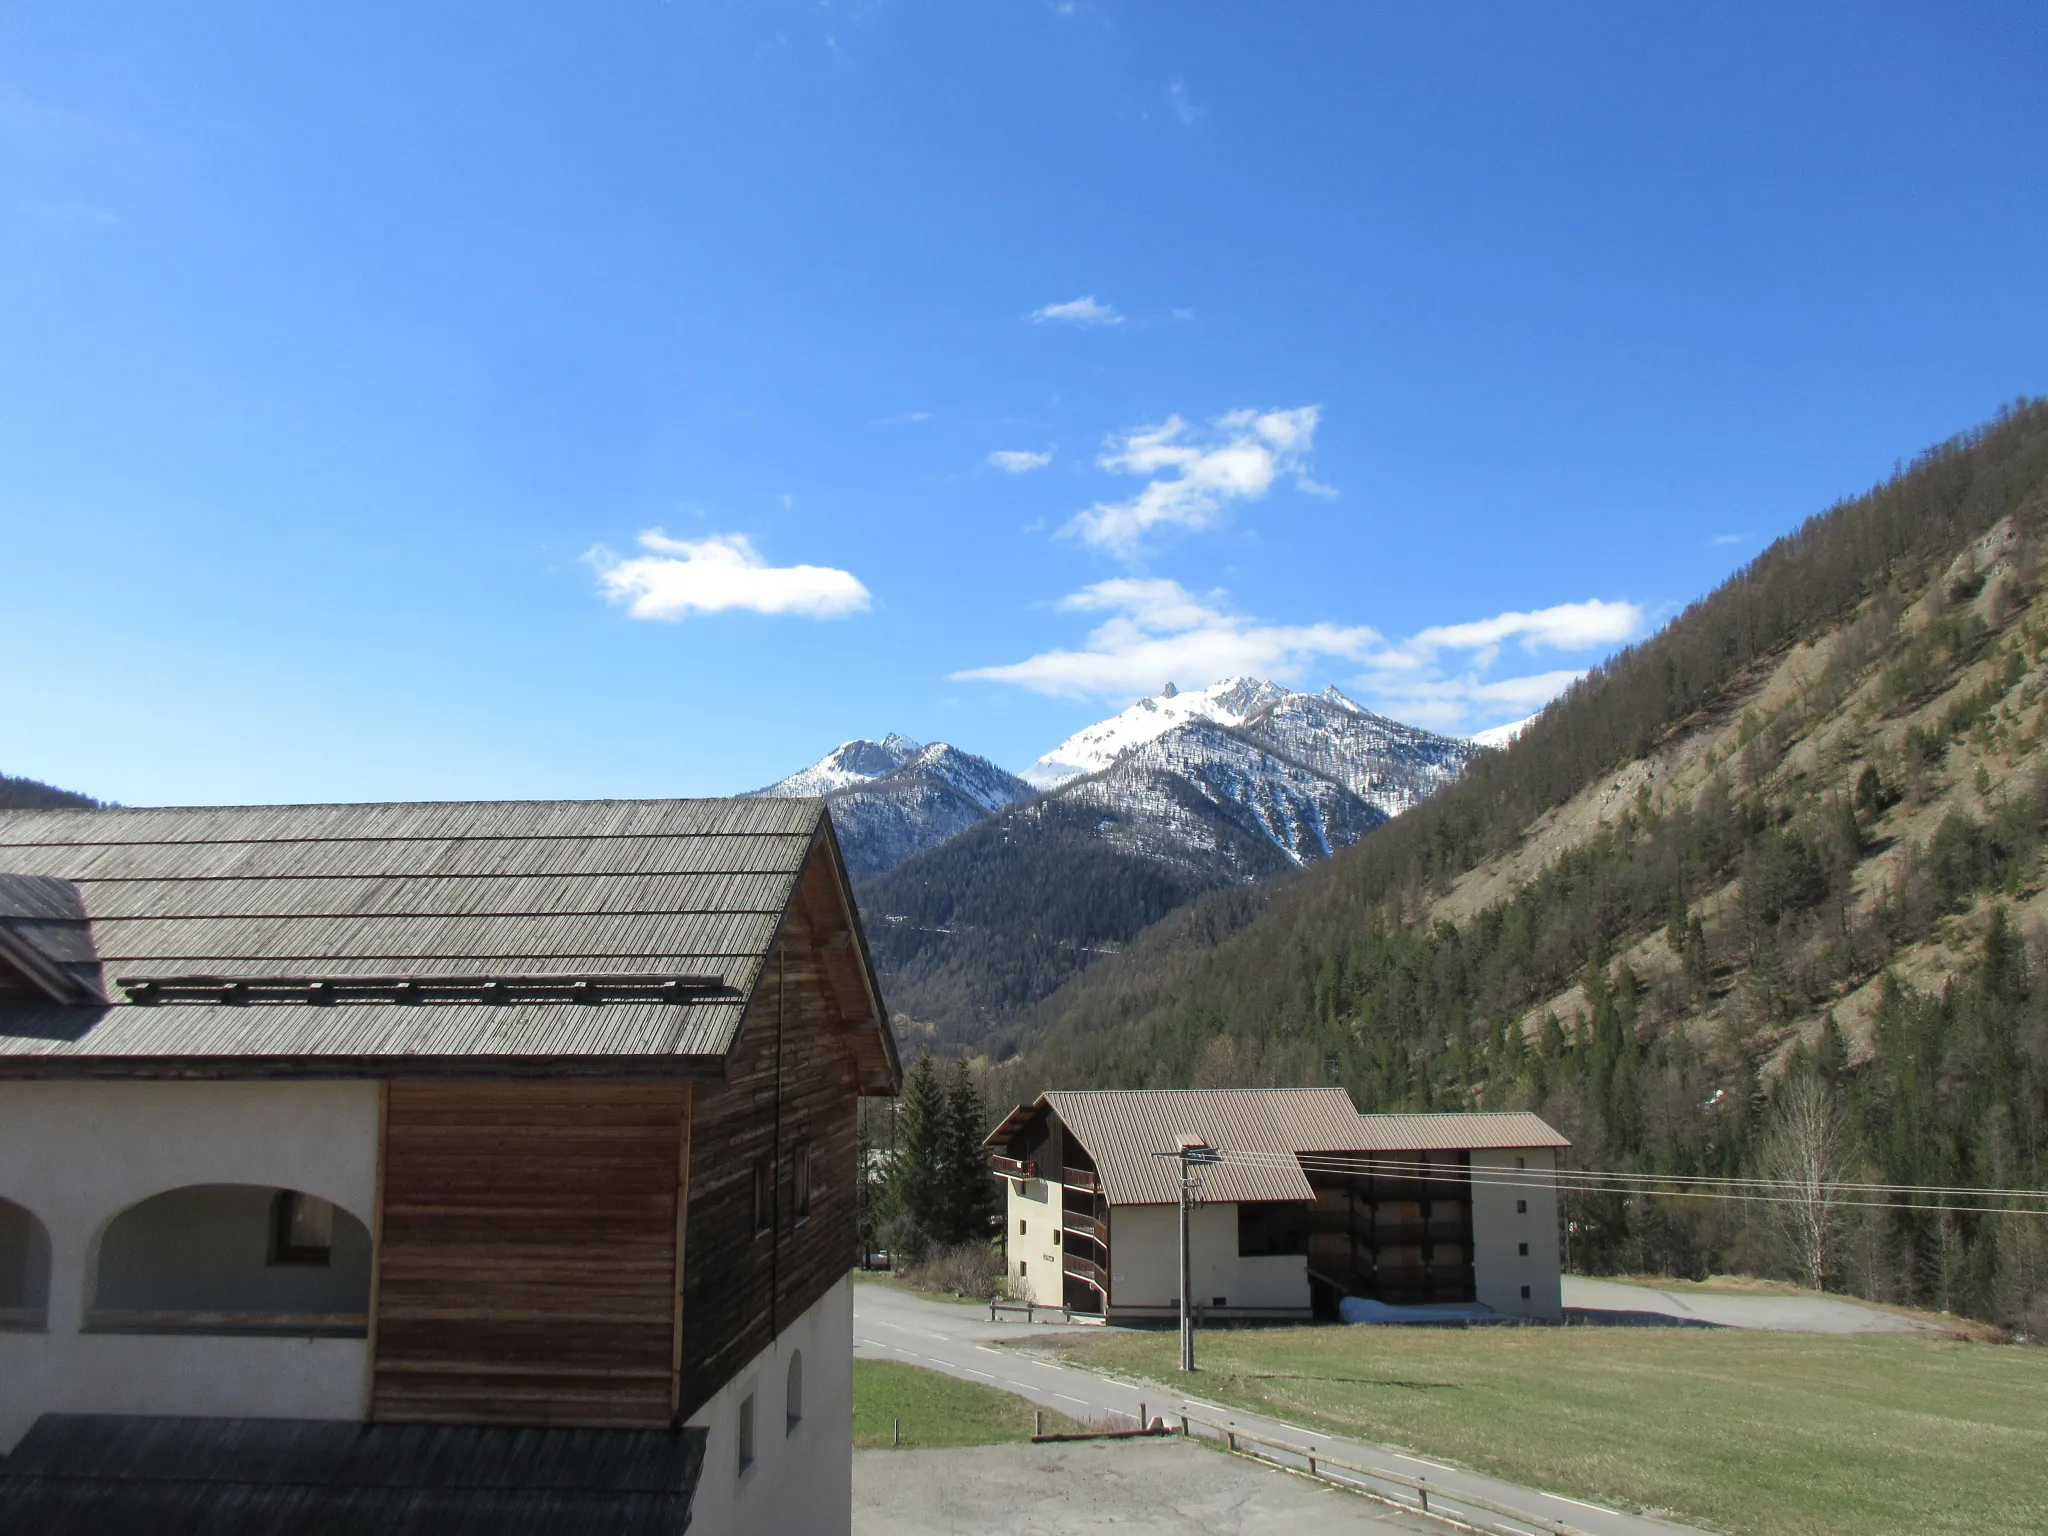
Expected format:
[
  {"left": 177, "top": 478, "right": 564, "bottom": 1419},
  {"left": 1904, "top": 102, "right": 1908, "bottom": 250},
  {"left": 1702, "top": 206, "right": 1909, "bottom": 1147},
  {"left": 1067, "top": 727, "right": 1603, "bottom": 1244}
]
[
  {"left": 592, "top": 531, "right": 871, "bottom": 621},
  {"left": 1031, "top": 295, "right": 1122, "bottom": 326},
  {"left": 1711, "top": 533, "right": 1748, "bottom": 546},
  {"left": 956, "top": 585, "right": 1639, "bottom": 733},
  {"left": 1167, "top": 78, "right": 1203, "bottom": 128},
  {"left": 1064, "top": 406, "right": 1321, "bottom": 558},
  {"left": 951, "top": 578, "right": 1379, "bottom": 700},
  {"left": 989, "top": 449, "right": 1054, "bottom": 474},
  {"left": 874, "top": 410, "right": 932, "bottom": 426},
  {"left": 1354, "top": 598, "right": 1641, "bottom": 730},
  {"left": 1406, "top": 599, "right": 1641, "bottom": 662}
]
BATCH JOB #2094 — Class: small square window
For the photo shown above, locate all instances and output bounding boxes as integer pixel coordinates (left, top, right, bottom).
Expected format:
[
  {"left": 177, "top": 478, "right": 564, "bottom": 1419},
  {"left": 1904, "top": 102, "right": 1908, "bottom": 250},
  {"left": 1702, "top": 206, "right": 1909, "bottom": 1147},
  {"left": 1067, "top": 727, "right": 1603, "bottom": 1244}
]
[
  {"left": 1515, "top": 1156, "right": 1526, "bottom": 1170},
  {"left": 269, "top": 1191, "right": 333, "bottom": 1268},
  {"left": 1516, "top": 1199, "right": 1527, "bottom": 1214},
  {"left": 1519, "top": 1242, "right": 1529, "bottom": 1257},
  {"left": 1212, "top": 1296, "right": 1227, "bottom": 1308},
  {"left": 1052, "top": 1229, "right": 1061, "bottom": 1246},
  {"left": 753, "top": 1157, "right": 774, "bottom": 1238},
  {"left": 1520, "top": 1285, "right": 1531, "bottom": 1300},
  {"left": 1018, "top": 1260, "right": 1027, "bottom": 1276},
  {"left": 1019, "top": 1218, "right": 1027, "bottom": 1235},
  {"left": 737, "top": 1392, "right": 756, "bottom": 1475}
]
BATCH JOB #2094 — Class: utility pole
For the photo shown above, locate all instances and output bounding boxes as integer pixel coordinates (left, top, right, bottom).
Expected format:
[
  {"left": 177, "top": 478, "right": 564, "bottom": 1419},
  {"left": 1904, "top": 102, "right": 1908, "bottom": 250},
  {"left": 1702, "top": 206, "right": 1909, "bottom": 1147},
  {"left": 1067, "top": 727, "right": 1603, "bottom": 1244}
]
[{"left": 1154, "top": 1135, "right": 1219, "bottom": 1372}]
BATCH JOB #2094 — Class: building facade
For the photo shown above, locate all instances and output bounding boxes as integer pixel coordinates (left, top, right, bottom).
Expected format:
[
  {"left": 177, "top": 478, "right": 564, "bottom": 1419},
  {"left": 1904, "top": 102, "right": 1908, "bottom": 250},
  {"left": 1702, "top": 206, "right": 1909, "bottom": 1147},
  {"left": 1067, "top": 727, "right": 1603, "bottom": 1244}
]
[
  {"left": 987, "top": 1089, "right": 1567, "bottom": 1325},
  {"left": 0, "top": 797, "right": 899, "bottom": 1533}
]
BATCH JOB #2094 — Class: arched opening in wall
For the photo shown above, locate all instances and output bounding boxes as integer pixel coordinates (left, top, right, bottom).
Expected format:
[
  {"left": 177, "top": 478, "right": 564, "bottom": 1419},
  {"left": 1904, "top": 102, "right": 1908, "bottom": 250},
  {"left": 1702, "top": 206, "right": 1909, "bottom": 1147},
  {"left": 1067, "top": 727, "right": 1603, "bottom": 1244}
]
[
  {"left": 785, "top": 1349, "right": 803, "bottom": 1434},
  {"left": 0, "top": 1198, "right": 52, "bottom": 1332},
  {"left": 88, "top": 1185, "right": 371, "bottom": 1336}
]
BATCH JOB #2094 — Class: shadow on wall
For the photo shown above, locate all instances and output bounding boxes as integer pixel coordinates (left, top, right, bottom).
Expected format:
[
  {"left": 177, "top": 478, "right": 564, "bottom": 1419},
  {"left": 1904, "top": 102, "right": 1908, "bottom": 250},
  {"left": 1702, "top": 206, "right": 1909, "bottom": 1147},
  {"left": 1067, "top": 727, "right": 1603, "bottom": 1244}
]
[
  {"left": 0, "top": 1198, "right": 52, "bottom": 1332},
  {"left": 87, "top": 1185, "right": 372, "bottom": 1337}
]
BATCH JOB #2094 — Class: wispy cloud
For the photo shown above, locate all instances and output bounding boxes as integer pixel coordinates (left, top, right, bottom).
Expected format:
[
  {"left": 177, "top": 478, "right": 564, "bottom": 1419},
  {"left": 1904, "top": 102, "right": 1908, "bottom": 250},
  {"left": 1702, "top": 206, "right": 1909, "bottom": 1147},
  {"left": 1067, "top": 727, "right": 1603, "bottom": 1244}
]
[
  {"left": 1710, "top": 533, "right": 1748, "bottom": 546},
  {"left": 1167, "top": 78, "right": 1203, "bottom": 128},
  {"left": 874, "top": 410, "right": 933, "bottom": 426},
  {"left": 989, "top": 449, "right": 1053, "bottom": 474},
  {"left": 1031, "top": 295, "right": 1122, "bottom": 326},
  {"left": 1065, "top": 406, "right": 1321, "bottom": 559},
  {"left": 952, "top": 579, "right": 1380, "bottom": 700},
  {"left": 1356, "top": 598, "right": 1644, "bottom": 730},
  {"left": 592, "top": 531, "right": 871, "bottom": 621},
  {"left": 954, "top": 584, "right": 1641, "bottom": 732}
]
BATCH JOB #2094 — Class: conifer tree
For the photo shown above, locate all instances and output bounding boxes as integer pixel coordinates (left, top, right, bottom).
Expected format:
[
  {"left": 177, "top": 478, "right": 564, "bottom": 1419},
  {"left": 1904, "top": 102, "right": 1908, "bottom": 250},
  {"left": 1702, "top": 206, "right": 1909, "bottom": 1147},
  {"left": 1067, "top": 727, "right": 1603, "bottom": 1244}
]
[
  {"left": 941, "top": 1059, "right": 1000, "bottom": 1244},
  {"left": 891, "top": 1052, "right": 948, "bottom": 1253}
]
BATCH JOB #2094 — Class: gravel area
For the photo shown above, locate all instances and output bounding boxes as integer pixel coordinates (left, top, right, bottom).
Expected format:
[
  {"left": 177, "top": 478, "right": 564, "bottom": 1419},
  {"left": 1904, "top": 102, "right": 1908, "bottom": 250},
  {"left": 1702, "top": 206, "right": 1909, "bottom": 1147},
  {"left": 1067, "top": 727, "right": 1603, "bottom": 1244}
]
[{"left": 853, "top": 1438, "right": 1438, "bottom": 1536}]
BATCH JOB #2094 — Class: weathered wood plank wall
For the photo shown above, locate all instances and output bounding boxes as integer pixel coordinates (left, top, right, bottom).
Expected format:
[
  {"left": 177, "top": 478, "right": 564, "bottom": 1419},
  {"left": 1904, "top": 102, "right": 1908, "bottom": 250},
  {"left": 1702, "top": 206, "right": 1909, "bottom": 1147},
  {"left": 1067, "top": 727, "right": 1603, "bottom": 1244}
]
[
  {"left": 371, "top": 1081, "right": 690, "bottom": 1427},
  {"left": 674, "top": 850, "right": 864, "bottom": 1420}
]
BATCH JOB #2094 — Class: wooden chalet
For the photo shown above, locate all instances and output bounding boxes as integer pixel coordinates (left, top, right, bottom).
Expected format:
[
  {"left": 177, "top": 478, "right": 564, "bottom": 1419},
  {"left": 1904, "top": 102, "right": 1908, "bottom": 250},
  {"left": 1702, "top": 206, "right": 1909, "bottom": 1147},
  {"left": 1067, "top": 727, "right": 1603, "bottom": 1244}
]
[{"left": 0, "top": 796, "right": 899, "bottom": 1535}]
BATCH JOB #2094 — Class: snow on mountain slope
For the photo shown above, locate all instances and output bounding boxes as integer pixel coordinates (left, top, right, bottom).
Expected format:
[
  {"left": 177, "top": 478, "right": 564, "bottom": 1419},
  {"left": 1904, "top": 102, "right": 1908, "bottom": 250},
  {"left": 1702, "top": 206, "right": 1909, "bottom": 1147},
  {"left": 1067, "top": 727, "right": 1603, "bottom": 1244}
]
[
  {"left": 754, "top": 733, "right": 923, "bottom": 797},
  {"left": 750, "top": 736, "right": 1032, "bottom": 879},
  {"left": 1023, "top": 678, "right": 1286, "bottom": 788},
  {"left": 1469, "top": 713, "right": 1539, "bottom": 749},
  {"left": 1013, "top": 679, "right": 1476, "bottom": 879},
  {"left": 1060, "top": 717, "right": 1389, "bottom": 874},
  {"left": 1237, "top": 687, "right": 1474, "bottom": 818}
]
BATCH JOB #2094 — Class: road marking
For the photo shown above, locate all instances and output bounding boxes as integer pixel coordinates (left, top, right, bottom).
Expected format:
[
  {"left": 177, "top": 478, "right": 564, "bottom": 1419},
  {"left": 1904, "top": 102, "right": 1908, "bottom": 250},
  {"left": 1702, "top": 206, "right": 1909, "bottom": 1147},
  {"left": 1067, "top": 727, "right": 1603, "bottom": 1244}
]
[{"left": 1054, "top": 1393, "right": 1089, "bottom": 1405}]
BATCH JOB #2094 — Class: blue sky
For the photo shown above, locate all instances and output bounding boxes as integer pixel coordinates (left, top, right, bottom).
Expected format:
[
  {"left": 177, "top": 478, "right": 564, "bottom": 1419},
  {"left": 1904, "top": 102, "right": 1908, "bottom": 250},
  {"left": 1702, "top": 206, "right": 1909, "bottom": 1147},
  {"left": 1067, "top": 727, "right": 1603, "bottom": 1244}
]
[{"left": 2, "top": 2, "right": 2043, "bottom": 805}]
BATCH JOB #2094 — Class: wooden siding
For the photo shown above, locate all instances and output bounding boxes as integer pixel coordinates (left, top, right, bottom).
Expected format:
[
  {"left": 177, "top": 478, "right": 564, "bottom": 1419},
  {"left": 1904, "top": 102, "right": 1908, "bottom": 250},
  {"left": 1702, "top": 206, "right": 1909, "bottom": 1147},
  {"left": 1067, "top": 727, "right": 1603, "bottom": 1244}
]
[
  {"left": 370, "top": 1081, "right": 690, "bottom": 1428},
  {"left": 674, "top": 848, "right": 864, "bottom": 1421}
]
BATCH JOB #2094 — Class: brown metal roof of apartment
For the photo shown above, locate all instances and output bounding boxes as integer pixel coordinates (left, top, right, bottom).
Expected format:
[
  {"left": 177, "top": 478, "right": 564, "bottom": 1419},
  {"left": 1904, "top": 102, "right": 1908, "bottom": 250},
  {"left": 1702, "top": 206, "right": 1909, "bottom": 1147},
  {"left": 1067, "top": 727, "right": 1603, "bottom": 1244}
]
[
  {"left": 0, "top": 797, "right": 898, "bottom": 1087},
  {"left": 992, "top": 1089, "right": 1568, "bottom": 1206}
]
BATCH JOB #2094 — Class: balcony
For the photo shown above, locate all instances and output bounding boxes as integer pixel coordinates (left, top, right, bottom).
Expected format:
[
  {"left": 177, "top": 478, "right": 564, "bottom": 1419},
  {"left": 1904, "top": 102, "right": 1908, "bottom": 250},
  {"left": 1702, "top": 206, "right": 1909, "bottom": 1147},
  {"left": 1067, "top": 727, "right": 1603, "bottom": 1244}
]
[
  {"left": 1060, "top": 1166, "right": 1099, "bottom": 1194},
  {"left": 1062, "top": 1209, "right": 1107, "bottom": 1244},
  {"left": 989, "top": 1154, "right": 1038, "bottom": 1179},
  {"left": 1063, "top": 1251, "right": 1106, "bottom": 1292}
]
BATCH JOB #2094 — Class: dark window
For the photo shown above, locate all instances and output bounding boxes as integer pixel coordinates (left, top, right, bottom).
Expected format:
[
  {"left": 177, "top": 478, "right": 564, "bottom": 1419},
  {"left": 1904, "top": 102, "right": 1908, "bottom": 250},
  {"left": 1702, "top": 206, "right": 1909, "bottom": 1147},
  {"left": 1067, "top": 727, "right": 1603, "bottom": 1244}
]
[
  {"left": 1236, "top": 1202, "right": 1308, "bottom": 1257},
  {"left": 1516, "top": 1199, "right": 1527, "bottom": 1214},
  {"left": 1519, "top": 1242, "right": 1529, "bottom": 1257},
  {"left": 738, "top": 1392, "right": 756, "bottom": 1473},
  {"left": 1018, "top": 1260, "right": 1027, "bottom": 1276},
  {"left": 1019, "top": 1219, "right": 1027, "bottom": 1235},
  {"left": 786, "top": 1351, "right": 803, "bottom": 1434},
  {"left": 753, "top": 1157, "right": 774, "bottom": 1238},
  {"left": 1520, "top": 1285, "right": 1531, "bottom": 1300},
  {"left": 1212, "top": 1296, "right": 1227, "bottom": 1307},
  {"left": 1052, "top": 1229, "right": 1061, "bottom": 1246},
  {"left": 268, "top": 1191, "right": 334, "bottom": 1267},
  {"left": 793, "top": 1144, "right": 813, "bottom": 1225}
]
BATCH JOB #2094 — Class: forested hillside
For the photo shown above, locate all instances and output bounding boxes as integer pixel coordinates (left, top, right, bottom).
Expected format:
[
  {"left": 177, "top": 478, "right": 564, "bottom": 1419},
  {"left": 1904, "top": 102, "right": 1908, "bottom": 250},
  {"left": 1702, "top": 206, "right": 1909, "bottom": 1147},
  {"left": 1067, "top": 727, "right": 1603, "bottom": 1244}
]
[
  {"left": 0, "top": 775, "right": 98, "bottom": 812},
  {"left": 991, "top": 401, "right": 2048, "bottom": 1334}
]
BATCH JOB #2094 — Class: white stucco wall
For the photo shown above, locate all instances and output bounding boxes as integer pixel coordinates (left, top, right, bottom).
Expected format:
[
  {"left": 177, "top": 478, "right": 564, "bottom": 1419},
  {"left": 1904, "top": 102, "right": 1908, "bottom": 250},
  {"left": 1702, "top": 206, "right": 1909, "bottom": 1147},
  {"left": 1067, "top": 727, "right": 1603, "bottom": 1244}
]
[
  {"left": 683, "top": 1274, "right": 852, "bottom": 1536},
  {"left": 1470, "top": 1148, "right": 1562, "bottom": 1320},
  {"left": 0, "top": 1079, "right": 383, "bottom": 1452},
  {"left": 1106, "top": 1203, "right": 1310, "bottom": 1319},
  {"left": 1003, "top": 1177, "right": 1064, "bottom": 1306}
]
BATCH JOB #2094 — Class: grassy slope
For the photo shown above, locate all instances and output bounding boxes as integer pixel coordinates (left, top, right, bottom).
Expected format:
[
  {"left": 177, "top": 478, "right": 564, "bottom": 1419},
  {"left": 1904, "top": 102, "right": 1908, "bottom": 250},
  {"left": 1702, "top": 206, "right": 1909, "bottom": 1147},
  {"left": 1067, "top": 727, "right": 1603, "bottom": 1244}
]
[
  {"left": 852, "top": 1358, "right": 1085, "bottom": 1449},
  {"left": 1043, "top": 1327, "right": 2048, "bottom": 1536}
]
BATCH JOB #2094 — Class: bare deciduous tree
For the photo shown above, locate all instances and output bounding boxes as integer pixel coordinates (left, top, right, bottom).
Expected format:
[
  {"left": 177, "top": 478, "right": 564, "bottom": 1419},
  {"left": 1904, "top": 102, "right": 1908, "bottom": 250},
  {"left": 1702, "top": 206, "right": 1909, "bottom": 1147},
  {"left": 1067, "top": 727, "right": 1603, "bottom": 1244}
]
[{"left": 1761, "top": 1074, "right": 1852, "bottom": 1292}]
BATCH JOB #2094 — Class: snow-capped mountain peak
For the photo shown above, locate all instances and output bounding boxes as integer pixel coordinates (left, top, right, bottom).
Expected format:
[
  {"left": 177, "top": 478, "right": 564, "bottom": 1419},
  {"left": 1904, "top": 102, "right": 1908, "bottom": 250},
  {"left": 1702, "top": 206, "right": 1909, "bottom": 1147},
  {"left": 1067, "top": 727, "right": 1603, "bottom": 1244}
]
[
  {"left": 752, "top": 733, "right": 922, "bottom": 798},
  {"left": 1022, "top": 677, "right": 1289, "bottom": 789}
]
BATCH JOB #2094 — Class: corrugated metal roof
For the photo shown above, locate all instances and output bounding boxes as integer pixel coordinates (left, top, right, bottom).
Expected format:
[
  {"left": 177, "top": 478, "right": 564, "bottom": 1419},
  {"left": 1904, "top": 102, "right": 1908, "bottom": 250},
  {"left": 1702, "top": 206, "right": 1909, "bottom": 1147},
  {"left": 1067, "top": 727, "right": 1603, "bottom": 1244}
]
[
  {"left": 1042, "top": 1088, "right": 1368, "bottom": 1206},
  {"left": 0, "top": 797, "right": 885, "bottom": 1076},
  {"left": 1015, "top": 1090, "right": 1570, "bottom": 1206},
  {"left": 1346, "top": 1111, "right": 1571, "bottom": 1153},
  {"left": 0, "top": 1412, "right": 705, "bottom": 1535}
]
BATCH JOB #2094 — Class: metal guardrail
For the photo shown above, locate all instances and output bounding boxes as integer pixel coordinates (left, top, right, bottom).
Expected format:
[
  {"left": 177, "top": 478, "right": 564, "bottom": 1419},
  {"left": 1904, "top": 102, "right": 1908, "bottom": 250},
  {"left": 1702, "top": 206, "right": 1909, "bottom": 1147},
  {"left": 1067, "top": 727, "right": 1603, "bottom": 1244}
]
[{"left": 1177, "top": 1411, "right": 1591, "bottom": 1536}]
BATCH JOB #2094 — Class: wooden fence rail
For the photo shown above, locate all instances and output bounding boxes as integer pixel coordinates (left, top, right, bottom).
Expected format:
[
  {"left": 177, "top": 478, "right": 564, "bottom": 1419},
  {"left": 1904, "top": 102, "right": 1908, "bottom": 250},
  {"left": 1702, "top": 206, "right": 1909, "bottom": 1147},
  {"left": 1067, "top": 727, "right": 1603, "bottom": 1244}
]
[{"left": 1176, "top": 1412, "right": 1590, "bottom": 1536}]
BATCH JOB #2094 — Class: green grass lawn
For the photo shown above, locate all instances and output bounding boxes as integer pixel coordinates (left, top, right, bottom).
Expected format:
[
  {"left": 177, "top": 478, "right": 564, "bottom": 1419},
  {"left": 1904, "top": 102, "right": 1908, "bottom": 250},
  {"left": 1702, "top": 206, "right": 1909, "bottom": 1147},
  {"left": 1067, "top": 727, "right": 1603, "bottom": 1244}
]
[
  {"left": 1040, "top": 1326, "right": 2048, "bottom": 1536},
  {"left": 852, "top": 1358, "right": 1087, "bottom": 1449}
]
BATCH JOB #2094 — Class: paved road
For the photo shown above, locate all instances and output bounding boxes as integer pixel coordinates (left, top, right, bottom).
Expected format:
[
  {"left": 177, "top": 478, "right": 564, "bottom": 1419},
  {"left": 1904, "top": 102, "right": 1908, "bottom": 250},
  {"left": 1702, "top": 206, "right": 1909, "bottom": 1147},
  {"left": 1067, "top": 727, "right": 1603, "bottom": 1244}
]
[
  {"left": 853, "top": 1284, "right": 1706, "bottom": 1536},
  {"left": 1563, "top": 1276, "right": 1940, "bottom": 1332},
  {"left": 855, "top": 1439, "right": 1440, "bottom": 1535}
]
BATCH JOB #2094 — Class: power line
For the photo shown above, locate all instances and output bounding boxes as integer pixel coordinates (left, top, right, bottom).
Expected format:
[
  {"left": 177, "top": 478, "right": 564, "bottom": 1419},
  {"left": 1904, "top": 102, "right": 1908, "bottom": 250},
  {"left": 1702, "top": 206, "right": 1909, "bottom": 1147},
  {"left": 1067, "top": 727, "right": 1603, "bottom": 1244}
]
[{"left": 1196, "top": 1146, "right": 2048, "bottom": 1219}]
